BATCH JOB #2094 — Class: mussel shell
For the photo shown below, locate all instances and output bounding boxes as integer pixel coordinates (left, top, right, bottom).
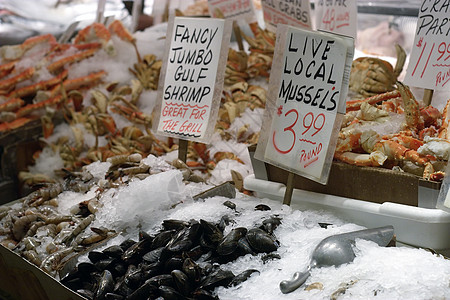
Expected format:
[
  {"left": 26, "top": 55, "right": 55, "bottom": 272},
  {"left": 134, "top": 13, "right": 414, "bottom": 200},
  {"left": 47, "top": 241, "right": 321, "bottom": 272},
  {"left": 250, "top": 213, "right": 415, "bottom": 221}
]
[
  {"left": 216, "top": 227, "right": 247, "bottom": 256},
  {"left": 146, "top": 274, "right": 175, "bottom": 288},
  {"left": 94, "top": 270, "right": 115, "bottom": 300},
  {"left": 184, "top": 245, "right": 204, "bottom": 261},
  {"left": 182, "top": 257, "right": 202, "bottom": 283},
  {"left": 102, "top": 245, "right": 124, "bottom": 258},
  {"left": 246, "top": 228, "right": 279, "bottom": 253},
  {"left": 218, "top": 215, "right": 232, "bottom": 232},
  {"left": 192, "top": 288, "right": 219, "bottom": 300},
  {"left": 113, "top": 279, "right": 135, "bottom": 297},
  {"left": 162, "top": 219, "right": 190, "bottom": 231},
  {"left": 77, "top": 289, "right": 94, "bottom": 300},
  {"left": 141, "top": 261, "right": 163, "bottom": 281},
  {"left": 199, "top": 219, "right": 223, "bottom": 249},
  {"left": 254, "top": 204, "right": 271, "bottom": 211},
  {"left": 261, "top": 253, "right": 281, "bottom": 264},
  {"left": 222, "top": 200, "right": 236, "bottom": 210},
  {"left": 119, "top": 239, "right": 136, "bottom": 251},
  {"left": 171, "top": 269, "right": 192, "bottom": 296},
  {"left": 89, "top": 250, "right": 109, "bottom": 263},
  {"left": 200, "top": 268, "right": 235, "bottom": 290},
  {"left": 142, "top": 247, "right": 164, "bottom": 264},
  {"left": 228, "top": 269, "right": 260, "bottom": 287},
  {"left": 261, "top": 216, "right": 282, "bottom": 235},
  {"left": 237, "top": 237, "right": 256, "bottom": 256},
  {"left": 165, "top": 222, "right": 201, "bottom": 253},
  {"left": 158, "top": 285, "right": 184, "bottom": 300},
  {"left": 94, "top": 257, "right": 116, "bottom": 271},
  {"left": 104, "top": 292, "right": 124, "bottom": 300},
  {"left": 110, "top": 261, "right": 127, "bottom": 278},
  {"left": 127, "top": 280, "right": 159, "bottom": 300},
  {"left": 121, "top": 238, "right": 152, "bottom": 264},
  {"left": 164, "top": 256, "right": 184, "bottom": 273},
  {"left": 78, "top": 262, "right": 99, "bottom": 275},
  {"left": 152, "top": 229, "right": 177, "bottom": 248}
]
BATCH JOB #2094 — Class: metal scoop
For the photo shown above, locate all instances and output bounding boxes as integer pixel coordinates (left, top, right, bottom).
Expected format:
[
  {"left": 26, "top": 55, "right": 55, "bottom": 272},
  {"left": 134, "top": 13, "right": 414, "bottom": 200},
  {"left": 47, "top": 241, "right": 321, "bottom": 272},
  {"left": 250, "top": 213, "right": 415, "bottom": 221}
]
[{"left": 280, "top": 225, "right": 394, "bottom": 294}]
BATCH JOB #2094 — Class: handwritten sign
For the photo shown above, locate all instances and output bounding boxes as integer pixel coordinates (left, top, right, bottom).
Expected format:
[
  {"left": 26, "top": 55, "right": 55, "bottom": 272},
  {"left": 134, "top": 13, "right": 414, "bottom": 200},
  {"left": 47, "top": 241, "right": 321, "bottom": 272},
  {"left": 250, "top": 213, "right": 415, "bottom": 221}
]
[
  {"left": 314, "top": 0, "right": 357, "bottom": 39},
  {"left": 404, "top": 0, "right": 450, "bottom": 90},
  {"left": 154, "top": 17, "right": 231, "bottom": 142},
  {"left": 255, "top": 25, "right": 353, "bottom": 183},
  {"left": 208, "top": 0, "right": 256, "bottom": 22},
  {"left": 261, "top": 0, "right": 312, "bottom": 32}
]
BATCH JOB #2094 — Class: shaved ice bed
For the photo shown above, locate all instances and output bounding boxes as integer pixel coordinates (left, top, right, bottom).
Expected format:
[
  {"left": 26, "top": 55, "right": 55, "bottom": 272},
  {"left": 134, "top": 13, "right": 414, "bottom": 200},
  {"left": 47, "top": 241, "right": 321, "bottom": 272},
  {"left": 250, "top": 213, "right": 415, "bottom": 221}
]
[{"left": 62, "top": 160, "right": 450, "bottom": 300}]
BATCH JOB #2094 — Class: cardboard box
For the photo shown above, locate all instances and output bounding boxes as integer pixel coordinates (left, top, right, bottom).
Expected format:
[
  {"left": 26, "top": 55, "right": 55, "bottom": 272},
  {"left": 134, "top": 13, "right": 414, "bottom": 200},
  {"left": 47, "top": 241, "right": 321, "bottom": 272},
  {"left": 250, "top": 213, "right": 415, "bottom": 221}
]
[
  {"left": 0, "top": 245, "right": 85, "bottom": 300},
  {"left": 263, "top": 162, "right": 441, "bottom": 207}
]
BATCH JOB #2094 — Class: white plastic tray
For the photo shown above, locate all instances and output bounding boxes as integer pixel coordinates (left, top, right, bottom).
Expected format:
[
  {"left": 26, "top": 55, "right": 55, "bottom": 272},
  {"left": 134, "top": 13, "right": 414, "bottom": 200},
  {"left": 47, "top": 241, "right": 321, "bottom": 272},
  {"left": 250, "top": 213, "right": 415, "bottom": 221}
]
[{"left": 244, "top": 174, "right": 450, "bottom": 252}]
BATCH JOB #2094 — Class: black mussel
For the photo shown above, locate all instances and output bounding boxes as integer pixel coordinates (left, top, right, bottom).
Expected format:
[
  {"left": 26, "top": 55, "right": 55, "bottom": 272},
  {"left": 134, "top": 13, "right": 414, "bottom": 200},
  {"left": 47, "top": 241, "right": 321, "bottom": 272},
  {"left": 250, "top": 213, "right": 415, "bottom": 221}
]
[
  {"left": 228, "top": 269, "right": 260, "bottom": 287},
  {"left": 62, "top": 277, "right": 83, "bottom": 291},
  {"left": 318, "top": 222, "right": 333, "bottom": 229},
  {"left": 94, "top": 257, "right": 116, "bottom": 271},
  {"left": 103, "top": 245, "right": 124, "bottom": 259},
  {"left": 119, "top": 239, "right": 136, "bottom": 251},
  {"left": 222, "top": 200, "right": 236, "bottom": 210},
  {"left": 110, "top": 261, "right": 128, "bottom": 278},
  {"left": 78, "top": 262, "right": 99, "bottom": 274},
  {"left": 261, "top": 253, "right": 281, "bottom": 264},
  {"left": 141, "top": 262, "right": 163, "bottom": 281},
  {"left": 237, "top": 237, "right": 256, "bottom": 256},
  {"left": 89, "top": 250, "right": 109, "bottom": 263},
  {"left": 192, "top": 288, "right": 219, "bottom": 300},
  {"left": 165, "top": 221, "right": 202, "bottom": 253},
  {"left": 142, "top": 247, "right": 164, "bottom": 264},
  {"left": 246, "top": 228, "right": 279, "bottom": 253},
  {"left": 139, "top": 230, "right": 153, "bottom": 241},
  {"left": 200, "top": 262, "right": 214, "bottom": 276},
  {"left": 200, "top": 268, "right": 235, "bottom": 291},
  {"left": 121, "top": 237, "right": 152, "bottom": 264},
  {"left": 162, "top": 219, "right": 190, "bottom": 231},
  {"left": 113, "top": 278, "right": 135, "bottom": 297},
  {"left": 146, "top": 274, "right": 175, "bottom": 288},
  {"left": 182, "top": 257, "right": 202, "bottom": 284},
  {"left": 218, "top": 215, "right": 232, "bottom": 232},
  {"left": 200, "top": 219, "right": 223, "bottom": 250},
  {"left": 255, "top": 204, "right": 271, "bottom": 211},
  {"left": 77, "top": 289, "right": 94, "bottom": 300},
  {"left": 164, "top": 256, "right": 184, "bottom": 273},
  {"left": 171, "top": 269, "right": 192, "bottom": 296},
  {"left": 216, "top": 227, "right": 247, "bottom": 256},
  {"left": 184, "top": 245, "right": 204, "bottom": 261},
  {"left": 127, "top": 280, "right": 159, "bottom": 300},
  {"left": 123, "top": 265, "right": 140, "bottom": 289},
  {"left": 152, "top": 230, "right": 177, "bottom": 249},
  {"left": 158, "top": 285, "right": 184, "bottom": 300},
  {"left": 94, "top": 270, "right": 115, "bottom": 300},
  {"left": 105, "top": 292, "right": 124, "bottom": 300},
  {"left": 261, "top": 216, "right": 282, "bottom": 235}
]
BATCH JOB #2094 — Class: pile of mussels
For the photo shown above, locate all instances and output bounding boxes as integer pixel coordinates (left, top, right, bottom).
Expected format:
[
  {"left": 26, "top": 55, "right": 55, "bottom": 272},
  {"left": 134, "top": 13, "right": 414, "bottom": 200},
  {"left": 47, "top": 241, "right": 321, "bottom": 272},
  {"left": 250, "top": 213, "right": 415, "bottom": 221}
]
[{"left": 61, "top": 205, "right": 282, "bottom": 300}]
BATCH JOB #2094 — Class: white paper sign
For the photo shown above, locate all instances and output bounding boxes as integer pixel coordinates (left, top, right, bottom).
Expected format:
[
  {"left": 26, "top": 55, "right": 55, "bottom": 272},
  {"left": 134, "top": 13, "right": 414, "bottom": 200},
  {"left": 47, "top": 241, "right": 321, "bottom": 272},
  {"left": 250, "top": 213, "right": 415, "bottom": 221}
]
[
  {"left": 255, "top": 26, "right": 353, "bottom": 183},
  {"left": 261, "top": 0, "right": 312, "bottom": 32},
  {"left": 208, "top": 0, "right": 256, "bottom": 22},
  {"left": 155, "top": 17, "right": 230, "bottom": 141},
  {"left": 314, "top": 0, "right": 357, "bottom": 39},
  {"left": 404, "top": 0, "right": 450, "bottom": 90}
]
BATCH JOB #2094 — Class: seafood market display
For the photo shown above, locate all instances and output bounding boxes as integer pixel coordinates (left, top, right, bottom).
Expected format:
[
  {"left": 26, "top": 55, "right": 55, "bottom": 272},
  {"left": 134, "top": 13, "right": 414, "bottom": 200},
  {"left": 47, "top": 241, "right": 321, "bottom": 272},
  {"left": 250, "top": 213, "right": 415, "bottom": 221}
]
[{"left": 0, "top": 9, "right": 449, "bottom": 300}]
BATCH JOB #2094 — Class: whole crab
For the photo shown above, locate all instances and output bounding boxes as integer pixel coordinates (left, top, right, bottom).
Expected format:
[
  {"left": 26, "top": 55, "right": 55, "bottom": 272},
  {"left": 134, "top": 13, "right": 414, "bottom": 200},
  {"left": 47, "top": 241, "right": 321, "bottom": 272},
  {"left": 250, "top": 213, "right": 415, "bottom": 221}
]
[{"left": 349, "top": 44, "right": 406, "bottom": 97}]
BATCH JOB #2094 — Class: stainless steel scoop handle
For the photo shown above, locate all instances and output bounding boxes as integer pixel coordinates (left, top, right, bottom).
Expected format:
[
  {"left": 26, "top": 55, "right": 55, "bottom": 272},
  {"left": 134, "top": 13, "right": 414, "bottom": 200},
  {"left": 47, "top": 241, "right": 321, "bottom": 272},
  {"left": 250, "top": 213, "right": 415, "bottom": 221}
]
[{"left": 279, "top": 267, "right": 311, "bottom": 294}]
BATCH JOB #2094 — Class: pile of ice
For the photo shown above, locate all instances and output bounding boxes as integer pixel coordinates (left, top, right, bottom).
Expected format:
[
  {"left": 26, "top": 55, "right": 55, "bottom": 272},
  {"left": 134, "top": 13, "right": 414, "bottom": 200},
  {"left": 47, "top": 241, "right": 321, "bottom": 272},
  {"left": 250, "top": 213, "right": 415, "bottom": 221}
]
[{"left": 59, "top": 158, "right": 450, "bottom": 300}]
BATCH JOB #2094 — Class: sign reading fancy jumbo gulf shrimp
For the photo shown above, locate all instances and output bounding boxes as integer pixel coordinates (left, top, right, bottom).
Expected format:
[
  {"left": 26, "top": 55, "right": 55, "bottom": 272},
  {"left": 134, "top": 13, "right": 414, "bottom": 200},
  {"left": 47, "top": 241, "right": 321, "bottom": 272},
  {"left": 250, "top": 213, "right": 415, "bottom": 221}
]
[
  {"left": 405, "top": 0, "right": 450, "bottom": 90},
  {"left": 154, "top": 17, "right": 231, "bottom": 142},
  {"left": 255, "top": 26, "right": 353, "bottom": 183}
]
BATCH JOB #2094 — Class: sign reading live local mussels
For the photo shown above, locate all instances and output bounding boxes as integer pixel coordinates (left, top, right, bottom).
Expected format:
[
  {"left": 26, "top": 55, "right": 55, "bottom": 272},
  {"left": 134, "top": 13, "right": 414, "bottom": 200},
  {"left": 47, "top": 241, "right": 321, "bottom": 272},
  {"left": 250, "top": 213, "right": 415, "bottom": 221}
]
[
  {"left": 255, "top": 25, "right": 353, "bottom": 183},
  {"left": 405, "top": 0, "right": 450, "bottom": 90},
  {"left": 314, "top": 0, "right": 357, "bottom": 38},
  {"left": 154, "top": 17, "right": 231, "bottom": 141},
  {"left": 261, "top": 0, "right": 312, "bottom": 32}
]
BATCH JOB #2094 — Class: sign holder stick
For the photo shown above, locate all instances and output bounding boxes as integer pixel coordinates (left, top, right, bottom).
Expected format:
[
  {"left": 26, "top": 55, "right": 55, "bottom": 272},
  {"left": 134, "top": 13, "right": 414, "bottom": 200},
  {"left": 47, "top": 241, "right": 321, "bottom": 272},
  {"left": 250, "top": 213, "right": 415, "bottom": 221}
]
[
  {"left": 423, "top": 88, "right": 434, "bottom": 106},
  {"left": 283, "top": 172, "right": 295, "bottom": 206},
  {"left": 178, "top": 139, "right": 188, "bottom": 163},
  {"left": 233, "top": 21, "right": 244, "bottom": 51}
]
